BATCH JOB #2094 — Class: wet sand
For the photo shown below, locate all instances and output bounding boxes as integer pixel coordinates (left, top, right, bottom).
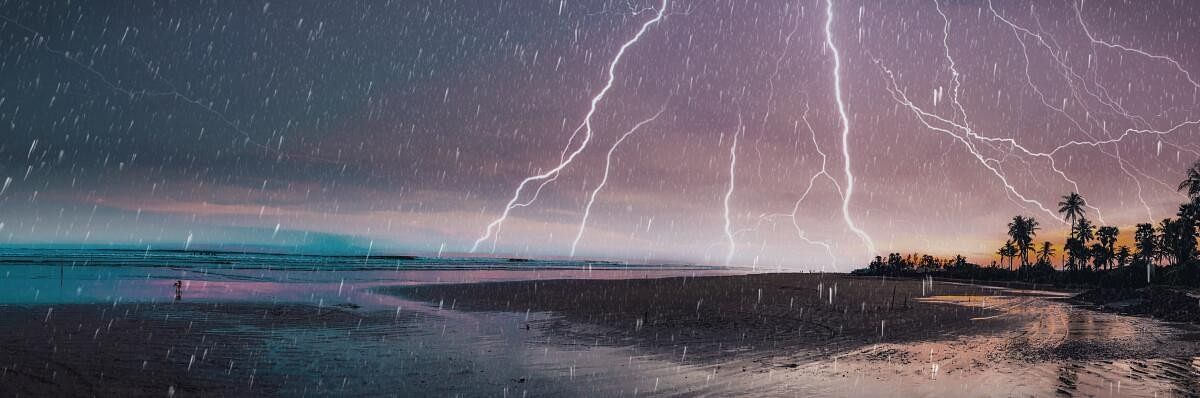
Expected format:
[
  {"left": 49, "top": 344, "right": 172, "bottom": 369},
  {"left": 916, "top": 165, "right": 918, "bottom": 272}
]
[
  {"left": 0, "top": 302, "right": 416, "bottom": 396},
  {"left": 386, "top": 273, "right": 1200, "bottom": 396},
  {"left": 0, "top": 267, "right": 732, "bottom": 397},
  {"left": 384, "top": 274, "right": 1020, "bottom": 364},
  {"left": 3, "top": 272, "right": 1200, "bottom": 396}
]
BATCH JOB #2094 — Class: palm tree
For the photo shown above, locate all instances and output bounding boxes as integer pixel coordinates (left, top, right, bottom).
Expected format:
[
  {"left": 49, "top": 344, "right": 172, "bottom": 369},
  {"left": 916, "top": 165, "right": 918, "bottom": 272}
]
[
  {"left": 1025, "top": 217, "right": 1041, "bottom": 265},
  {"left": 1007, "top": 244, "right": 1019, "bottom": 271},
  {"left": 1180, "top": 200, "right": 1200, "bottom": 220},
  {"left": 1156, "top": 213, "right": 1198, "bottom": 267},
  {"left": 1159, "top": 218, "right": 1178, "bottom": 265},
  {"left": 1173, "top": 203, "right": 1198, "bottom": 264},
  {"left": 1058, "top": 193, "right": 1086, "bottom": 269},
  {"left": 1058, "top": 192, "right": 1087, "bottom": 234},
  {"left": 1134, "top": 223, "right": 1157, "bottom": 264},
  {"left": 1075, "top": 218, "right": 1095, "bottom": 244},
  {"left": 1097, "top": 226, "right": 1119, "bottom": 270},
  {"left": 996, "top": 244, "right": 1008, "bottom": 270},
  {"left": 1069, "top": 217, "right": 1095, "bottom": 268},
  {"left": 1090, "top": 243, "right": 1108, "bottom": 270},
  {"left": 1064, "top": 238, "right": 1088, "bottom": 271},
  {"left": 1037, "top": 241, "right": 1056, "bottom": 267},
  {"left": 998, "top": 241, "right": 1017, "bottom": 271},
  {"left": 1007, "top": 216, "right": 1040, "bottom": 269},
  {"left": 1115, "top": 246, "right": 1131, "bottom": 269},
  {"left": 1175, "top": 162, "right": 1200, "bottom": 265},
  {"left": 1177, "top": 160, "right": 1200, "bottom": 199},
  {"left": 1007, "top": 216, "right": 1025, "bottom": 267}
]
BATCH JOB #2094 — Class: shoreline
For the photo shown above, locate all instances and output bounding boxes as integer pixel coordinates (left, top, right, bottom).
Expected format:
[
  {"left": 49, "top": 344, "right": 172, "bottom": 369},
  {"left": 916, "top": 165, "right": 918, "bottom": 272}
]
[
  {"left": 3, "top": 270, "right": 1200, "bottom": 396},
  {"left": 381, "top": 273, "right": 1023, "bottom": 365},
  {"left": 382, "top": 272, "right": 1200, "bottom": 395}
]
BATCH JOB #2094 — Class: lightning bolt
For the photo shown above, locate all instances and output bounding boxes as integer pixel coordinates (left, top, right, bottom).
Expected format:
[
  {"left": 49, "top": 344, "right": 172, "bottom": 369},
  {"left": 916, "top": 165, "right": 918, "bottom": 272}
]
[
  {"left": 824, "top": 0, "right": 877, "bottom": 258},
  {"left": 715, "top": 104, "right": 845, "bottom": 270},
  {"left": 880, "top": 0, "right": 1199, "bottom": 232},
  {"left": 729, "top": 4, "right": 841, "bottom": 270},
  {"left": 985, "top": 0, "right": 1193, "bottom": 221},
  {"left": 879, "top": 64, "right": 1061, "bottom": 221},
  {"left": 570, "top": 105, "right": 667, "bottom": 257},
  {"left": 711, "top": 1, "right": 843, "bottom": 270},
  {"left": 885, "top": 1, "right": 1077, "bottom": 222},
  {"left": 471, "top": 0, "right": 669, "bottom": 253},
  {"left": 1073, "top": 3, "right": 1200, "bottom": 94},
  {"left": 790, "top": 107, "right": 846, "bottom": 270},
  {"left": 933, "top": 0, "right": 969, "bottom": 127},
  {"left": 723, "top": 115, "right": 744, "bottom": 266},
  {"left": 988, "top": 2, "right": 1137, "bottom": 221}
]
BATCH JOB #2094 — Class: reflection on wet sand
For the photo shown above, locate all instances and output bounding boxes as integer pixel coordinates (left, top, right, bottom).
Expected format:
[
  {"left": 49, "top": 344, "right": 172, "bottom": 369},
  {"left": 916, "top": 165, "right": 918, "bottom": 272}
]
[
  {"left": 3, "top": 269, "right": 1200, "bottom": 396},
  {"left": 392, "top": 275, "right": 1200, "bottom": 396},
  {"left": 815, "top": 291, "right": 1200, "bottom": 397}
]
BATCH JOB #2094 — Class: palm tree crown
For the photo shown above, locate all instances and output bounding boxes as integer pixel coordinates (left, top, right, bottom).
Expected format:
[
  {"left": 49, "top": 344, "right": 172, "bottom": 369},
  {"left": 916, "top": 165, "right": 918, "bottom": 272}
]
[
  {"left": 1177, "top": 160, "right": 1200, "bottom": 200},
  {"left": 1075, "top": 218, "right": 1095, "bottom": 244},
  {"left": 1007, "top": 216, "right": 1039, "bottom": 268},
  {"left": 1058, "top": 192, "right": 1086, "bottom": 232},
  {"left": 1037, "top": 241, "right": 1055, "bottom": 266}
]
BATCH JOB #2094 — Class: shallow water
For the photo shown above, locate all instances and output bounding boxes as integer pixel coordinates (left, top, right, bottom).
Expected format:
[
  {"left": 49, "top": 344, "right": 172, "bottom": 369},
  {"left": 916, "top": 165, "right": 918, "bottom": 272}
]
[
  {"left": 2, "top": 253, "right": 1199, "bottom": 396},
  {"left": 0, "top": 259, "right": 726, "bottom": 309},
  {"left": 0, "top": 255, "right": 736, "bottom": 396},
  {"left": 0, "top": 248, "right": 719, "bottom": 306},
  {"left": 0, "top": 248, "right": 702, "bottom": 271}
]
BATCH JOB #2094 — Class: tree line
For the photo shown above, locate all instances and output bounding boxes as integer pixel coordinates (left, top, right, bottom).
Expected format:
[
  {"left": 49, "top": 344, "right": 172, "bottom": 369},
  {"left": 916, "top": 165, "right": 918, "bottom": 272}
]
[{"left": 855, "top": 161, "right": 1200, "bottom": 287}]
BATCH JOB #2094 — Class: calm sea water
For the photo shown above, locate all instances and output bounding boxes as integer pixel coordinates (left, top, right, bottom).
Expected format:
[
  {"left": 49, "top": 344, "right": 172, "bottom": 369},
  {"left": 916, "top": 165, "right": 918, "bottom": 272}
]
[
  {"left": 0, "top": 248, "right": 723, "bottom": 306},
  {"left": 0, "top": 248, "right": 709, "bottom": 271}
]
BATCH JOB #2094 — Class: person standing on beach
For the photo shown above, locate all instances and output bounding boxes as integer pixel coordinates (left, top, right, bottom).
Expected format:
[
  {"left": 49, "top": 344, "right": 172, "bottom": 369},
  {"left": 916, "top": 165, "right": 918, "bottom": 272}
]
[{"left": 173, "top": 280, "right": 183, "bottom": 301}]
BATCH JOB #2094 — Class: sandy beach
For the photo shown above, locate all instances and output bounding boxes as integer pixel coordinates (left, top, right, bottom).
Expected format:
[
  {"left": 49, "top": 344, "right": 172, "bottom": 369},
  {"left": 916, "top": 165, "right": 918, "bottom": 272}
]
[
  {"left": 385, "top": 273, "right": 1200, "bottom": 396},
  {"left": 3, "top": 271, "right": 1200, "bottom": 396},
  {"left": 0, "top": 302, "right": 415, "bottom": 396},
  {"left": 7, "top": 0, "right": 1200, "bottom": 395},
  {"left": 384, "top": 274, "right": 1020, "bottom": 364}
]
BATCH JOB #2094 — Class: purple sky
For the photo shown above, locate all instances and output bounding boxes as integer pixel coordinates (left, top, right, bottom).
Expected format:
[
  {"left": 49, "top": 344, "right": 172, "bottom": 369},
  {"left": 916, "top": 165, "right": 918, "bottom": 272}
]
[{"left": 1, "top": 0, "right": 1198, "bottom": 269}]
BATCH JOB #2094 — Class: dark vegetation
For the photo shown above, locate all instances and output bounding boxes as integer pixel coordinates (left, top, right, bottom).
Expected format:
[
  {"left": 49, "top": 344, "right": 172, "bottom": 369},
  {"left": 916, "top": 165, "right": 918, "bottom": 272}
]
[{"left": 854, "top": 160, "right": 1200, "bottom": 291}]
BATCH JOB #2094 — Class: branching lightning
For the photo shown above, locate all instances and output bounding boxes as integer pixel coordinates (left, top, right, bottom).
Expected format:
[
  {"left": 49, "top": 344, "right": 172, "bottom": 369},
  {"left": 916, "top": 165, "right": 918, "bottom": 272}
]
[
  {"left": 729, "top": 106, "right": 846, "bottom": 270},
  {"left": 824, "top": 0, "right": 877, "bottom": 258},
  {"left": 570, "top": 105, "right": 667, "bottom": 257},
  {"left": 933, "top": 1, "right": 969, "bottom": 127},
  {"left": 986, "top": 0, "right": 1198, "bottom": 220},
  {"left": 13, "top": 0, "right": 1198, "bottom": 268},
  {"left": 878, "top": 0, "right": 1200, "bottom": 233},
  {"left": 1073, "top": 4, "right": 1200, "bottom": 94},
  {"left": 788, "top": 107, "right": 846, "bottom": 270},
  {"left": 471, "top": 0, "right": 669, "bottom": 253},
  {"left": 879, "top": 64, "right": 1063, "bottom": 221}
]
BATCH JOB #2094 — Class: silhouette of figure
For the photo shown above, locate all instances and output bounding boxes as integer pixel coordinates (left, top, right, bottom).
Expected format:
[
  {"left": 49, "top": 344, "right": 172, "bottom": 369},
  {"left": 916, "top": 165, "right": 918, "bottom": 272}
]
[{"left": 173, "top": 280, "right": 183, "bottom": 301}]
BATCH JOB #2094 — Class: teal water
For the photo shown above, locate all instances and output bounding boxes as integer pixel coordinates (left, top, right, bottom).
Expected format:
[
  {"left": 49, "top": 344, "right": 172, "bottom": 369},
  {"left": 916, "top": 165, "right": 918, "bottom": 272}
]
[{"left": 0, "top": 248, "right": 721, "bottom": 306}]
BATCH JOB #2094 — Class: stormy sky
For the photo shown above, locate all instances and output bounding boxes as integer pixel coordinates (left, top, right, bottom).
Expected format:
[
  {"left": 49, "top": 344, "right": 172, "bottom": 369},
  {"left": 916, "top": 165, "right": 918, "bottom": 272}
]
[{"left": 1, "top": 0, "right": 1198, "bottom": 269}]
